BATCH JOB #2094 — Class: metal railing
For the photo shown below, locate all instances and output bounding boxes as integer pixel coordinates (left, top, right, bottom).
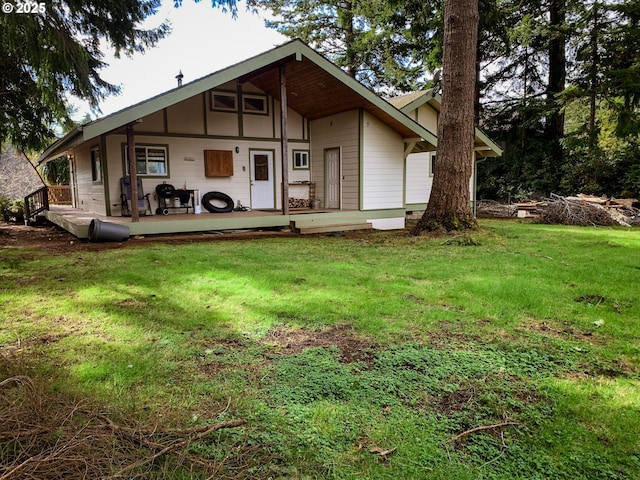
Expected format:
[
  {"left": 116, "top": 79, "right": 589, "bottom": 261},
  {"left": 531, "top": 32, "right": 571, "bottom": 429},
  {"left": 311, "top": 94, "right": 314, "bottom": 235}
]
[{"left": 24, "top": 186, "right": 49, "bottom": 225}]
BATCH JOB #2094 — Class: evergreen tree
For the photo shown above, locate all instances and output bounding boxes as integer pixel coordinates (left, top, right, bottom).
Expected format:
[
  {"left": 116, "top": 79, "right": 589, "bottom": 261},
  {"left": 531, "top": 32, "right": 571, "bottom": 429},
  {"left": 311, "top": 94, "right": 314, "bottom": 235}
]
[
  {"left": 0, "top": 0, "right": 170, "bottom": 151},
  {"left": 544, "top": 0, "right": 567, "bottom": 187},
  {"left": 412, "top": 0, "right": 479, "bottom": 233},
  {"left": 248, "top": 0, "right": 440, "bottom": 91},
  {"left": 606, "top": 0, "right": 640, "bottom": 138}
]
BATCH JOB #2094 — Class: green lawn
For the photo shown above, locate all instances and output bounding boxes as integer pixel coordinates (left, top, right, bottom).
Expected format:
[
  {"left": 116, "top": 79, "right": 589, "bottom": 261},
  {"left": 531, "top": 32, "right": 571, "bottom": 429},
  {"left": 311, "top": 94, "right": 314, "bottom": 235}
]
[{"left": 1, "top": 219, "right": 639, "bottom": 479}]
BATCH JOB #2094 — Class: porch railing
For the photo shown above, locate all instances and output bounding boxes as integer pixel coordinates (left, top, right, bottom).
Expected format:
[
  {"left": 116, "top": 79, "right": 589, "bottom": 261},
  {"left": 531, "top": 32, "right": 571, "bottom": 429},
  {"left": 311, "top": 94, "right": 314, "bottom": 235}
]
[
  {"left": 48, "top": 185, "right": 72, "bottom": 204},
  {"left": 24, "top": 186, "right": 49, "bottom": 225}
]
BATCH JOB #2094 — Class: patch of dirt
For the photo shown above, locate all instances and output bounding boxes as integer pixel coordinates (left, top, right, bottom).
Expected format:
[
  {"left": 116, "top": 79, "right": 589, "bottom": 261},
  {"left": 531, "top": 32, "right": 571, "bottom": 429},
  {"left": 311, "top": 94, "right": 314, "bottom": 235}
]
[
  {"left": 261, "top": 324, "right": 379, "bottom": 364},
  {"left": 0, "top": 221, "right": 295, "bottom": 254},
  {"left": 435, "top": 385, "right": 477, "bottom": 414},
  {"left": 1, "top": 222, "right": 88, "bottom": 252},
  {"left": 520, "top": 319, "right": 603, "bottom": 344},
  {"left": 0, "top": 219, "right": 443, "bottom": 254}
]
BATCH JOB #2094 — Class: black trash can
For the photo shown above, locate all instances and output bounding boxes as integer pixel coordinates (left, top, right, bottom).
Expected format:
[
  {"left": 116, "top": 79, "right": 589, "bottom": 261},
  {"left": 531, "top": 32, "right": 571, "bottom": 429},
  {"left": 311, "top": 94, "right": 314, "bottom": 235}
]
[{"left": 89, "top": 218, "right": 130, "bottom": 242}]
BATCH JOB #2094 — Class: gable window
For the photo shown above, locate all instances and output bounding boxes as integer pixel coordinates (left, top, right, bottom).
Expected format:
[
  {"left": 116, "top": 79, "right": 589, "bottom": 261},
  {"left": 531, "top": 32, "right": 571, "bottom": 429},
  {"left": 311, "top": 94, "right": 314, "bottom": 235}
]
[
  {"left": 293, "top": 150, "right": 310, "bottom": 170},
  {"left": 124, "top": 144, "right": 168, "bottom": 177},
  {"left": 211, "top": 91, "right": 237, "bottom": 111},
  {"left": 243, "top": 94, "right": 268, "bottom": 115},
  {"left": 90, "top": 145, "right": 102, "bottom": 183}
]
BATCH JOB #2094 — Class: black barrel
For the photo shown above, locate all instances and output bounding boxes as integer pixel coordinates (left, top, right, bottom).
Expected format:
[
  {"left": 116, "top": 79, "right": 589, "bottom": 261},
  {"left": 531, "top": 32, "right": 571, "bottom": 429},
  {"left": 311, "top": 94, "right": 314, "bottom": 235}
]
[{"left": 88, "top": 218, "right": 130, "bottom": 242}]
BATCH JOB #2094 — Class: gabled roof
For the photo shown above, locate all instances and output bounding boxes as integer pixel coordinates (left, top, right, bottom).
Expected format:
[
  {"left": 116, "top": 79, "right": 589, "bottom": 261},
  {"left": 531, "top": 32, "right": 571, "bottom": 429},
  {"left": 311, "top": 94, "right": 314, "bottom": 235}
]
[
  {"left": 388, "top": 90, "right": 440, "bottom": 112},
  {"left": 39, "top": 39, "right": 438, "bottom": 164},
  {"left": 388, "top": 90, "right": 503, "bottom": 157}
]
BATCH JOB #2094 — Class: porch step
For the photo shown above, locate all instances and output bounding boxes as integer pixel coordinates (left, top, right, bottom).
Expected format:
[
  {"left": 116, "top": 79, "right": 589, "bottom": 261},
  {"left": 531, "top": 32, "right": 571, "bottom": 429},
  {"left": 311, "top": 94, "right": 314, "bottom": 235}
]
[{"left": 294, "top": 222, "right": 372, "bottom": 235}]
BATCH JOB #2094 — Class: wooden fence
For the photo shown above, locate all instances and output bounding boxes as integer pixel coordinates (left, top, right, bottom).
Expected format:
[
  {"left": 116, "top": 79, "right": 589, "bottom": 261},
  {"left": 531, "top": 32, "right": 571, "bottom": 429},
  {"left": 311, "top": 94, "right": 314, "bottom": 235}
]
[{"left": 48, "top": 185, "right": 72, "bottom": 205}]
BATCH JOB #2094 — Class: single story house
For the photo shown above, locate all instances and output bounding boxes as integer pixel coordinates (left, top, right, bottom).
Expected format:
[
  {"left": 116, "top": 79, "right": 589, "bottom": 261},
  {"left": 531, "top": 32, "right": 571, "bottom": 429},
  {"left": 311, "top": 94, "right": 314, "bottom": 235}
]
[{"left": 37, "top": 39, "right": 501, "bottom": 238}]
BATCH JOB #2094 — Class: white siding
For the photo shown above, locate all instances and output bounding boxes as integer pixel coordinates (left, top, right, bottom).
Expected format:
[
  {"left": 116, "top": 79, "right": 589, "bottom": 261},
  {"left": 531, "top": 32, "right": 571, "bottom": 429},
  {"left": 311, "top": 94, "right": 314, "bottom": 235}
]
[
  {"left": 368, "top": 217, "right": 405, "bottom": 230},
  {"left": 206, "top": 111, "right": 239, "bottom": 136},
  {"left": 405, "top": 152, "right": 433, "bottom": 204},
  {"left": 405, "top": 151, "right": 475, "bottom": 207},
  {"left": 105, "top": 135, "right": 290, "bottom": 211},
  {"left": 243, "top": 112, "right": 273, "bottom": 138},
  {"left": 274, "top": 100, "right": 305, "bottom": 140},
  {"left": 361, "top": 112, "right": 404, "bottom": 210},
  {"left": 405, "top": 103, "right": 477, "bottom": 208}
]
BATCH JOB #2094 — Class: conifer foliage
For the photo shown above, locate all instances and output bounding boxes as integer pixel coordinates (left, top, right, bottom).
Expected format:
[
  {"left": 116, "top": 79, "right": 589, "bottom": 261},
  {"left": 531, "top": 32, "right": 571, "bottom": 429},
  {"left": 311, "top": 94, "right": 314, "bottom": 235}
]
[{"left": 0, "top": 0, "right": 170, "bottom": 150}]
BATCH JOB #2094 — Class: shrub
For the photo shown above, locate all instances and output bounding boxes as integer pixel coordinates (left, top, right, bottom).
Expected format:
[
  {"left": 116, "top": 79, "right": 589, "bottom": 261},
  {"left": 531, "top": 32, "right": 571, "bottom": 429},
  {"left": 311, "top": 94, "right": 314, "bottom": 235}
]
[{"left": 0, "top": 195, "right": 25, "bottom": 223}]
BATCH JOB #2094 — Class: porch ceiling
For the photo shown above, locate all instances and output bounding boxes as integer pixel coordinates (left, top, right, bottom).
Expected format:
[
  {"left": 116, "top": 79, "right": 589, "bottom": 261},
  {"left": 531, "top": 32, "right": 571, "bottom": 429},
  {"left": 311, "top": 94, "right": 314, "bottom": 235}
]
[{"left": 244, "top": 56, "right": 420, "bottom": 139}]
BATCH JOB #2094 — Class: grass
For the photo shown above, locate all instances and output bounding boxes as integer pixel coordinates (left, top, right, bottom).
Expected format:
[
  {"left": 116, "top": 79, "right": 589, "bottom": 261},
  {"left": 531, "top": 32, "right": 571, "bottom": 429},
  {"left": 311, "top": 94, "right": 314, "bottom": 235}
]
[{"left": 1, "top": 219, "right": 639, "bottom": 478}]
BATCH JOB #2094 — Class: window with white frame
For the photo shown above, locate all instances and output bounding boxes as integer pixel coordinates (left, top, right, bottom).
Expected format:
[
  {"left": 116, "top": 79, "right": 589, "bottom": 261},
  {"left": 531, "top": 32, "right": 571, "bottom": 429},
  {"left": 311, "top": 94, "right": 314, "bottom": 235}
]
[
  {"left": 242, "top": 94, "right": 268, "bottom": 115},
  {"left": 211, "top": 91, "right": 237, "bottom": 111},
  {"left": 90, "top": 145, "right": 102, "bottom": 183},
  {"left": 124, "top": 145, "right": 168, "bottom": 176},
  {"left": 293, "top": 150, "right": 310, "bottom": 170},
  {"left": 429, "top": 152, "right": 436, "bottom": 177}
]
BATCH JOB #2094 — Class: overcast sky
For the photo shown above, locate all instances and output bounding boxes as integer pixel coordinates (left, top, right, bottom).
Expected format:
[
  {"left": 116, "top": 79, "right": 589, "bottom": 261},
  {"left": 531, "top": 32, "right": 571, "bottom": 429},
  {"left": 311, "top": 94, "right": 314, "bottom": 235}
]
[{"left": 76, "top": 1, "right": 287, "bottom": 121}]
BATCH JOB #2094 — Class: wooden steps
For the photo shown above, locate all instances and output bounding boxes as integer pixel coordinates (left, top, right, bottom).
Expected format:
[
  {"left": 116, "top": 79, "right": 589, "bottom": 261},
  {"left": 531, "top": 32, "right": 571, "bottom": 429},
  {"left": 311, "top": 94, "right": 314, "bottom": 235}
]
[{"left": 294, "top": 222, "right": 372, "bottom": 235}]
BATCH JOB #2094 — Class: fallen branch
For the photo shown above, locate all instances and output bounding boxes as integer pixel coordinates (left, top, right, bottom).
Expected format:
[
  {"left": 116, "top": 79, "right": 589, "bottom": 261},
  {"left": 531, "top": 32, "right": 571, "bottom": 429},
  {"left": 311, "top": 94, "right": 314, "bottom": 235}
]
[
  {"left": 0, "top": 376, "right": 252, "bottom": 479},
  {"left": 106, "top": 418, "right": 247, "bottom": 479},
  {"left": 445, "top": 421, "right": 520, "bottom": 444}
]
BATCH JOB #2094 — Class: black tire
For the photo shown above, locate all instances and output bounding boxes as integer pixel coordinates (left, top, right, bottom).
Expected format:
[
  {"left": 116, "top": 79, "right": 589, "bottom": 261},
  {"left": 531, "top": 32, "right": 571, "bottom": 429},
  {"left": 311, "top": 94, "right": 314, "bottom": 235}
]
[
  {"left": 202, "top": 191, "right": 234, "bottom": 213},
  {"left": 155, "top": 183, "right": 176, "bottom": 198}
]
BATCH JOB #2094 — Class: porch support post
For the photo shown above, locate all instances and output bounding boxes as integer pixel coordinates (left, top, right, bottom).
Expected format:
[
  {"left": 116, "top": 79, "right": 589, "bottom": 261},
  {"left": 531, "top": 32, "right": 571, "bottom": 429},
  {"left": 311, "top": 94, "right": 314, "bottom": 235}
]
[
  {"left": 279, "top": 64, "right": 290, "bottom": 216},
  {"left": 126, "top": 124, "right": 140, "bottom": 222}
]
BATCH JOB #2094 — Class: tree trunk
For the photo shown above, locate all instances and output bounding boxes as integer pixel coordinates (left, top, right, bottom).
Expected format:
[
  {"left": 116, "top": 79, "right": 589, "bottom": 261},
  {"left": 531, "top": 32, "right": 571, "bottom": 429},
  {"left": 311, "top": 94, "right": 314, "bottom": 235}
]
[
  {"left": 412, "top": 0, "right": 479, "bottom": 234},
  {"left": 588, "top": 2, "right": 599, "bottom": 150},
  {"left": 544, "top": 0, "right": 566, "bottom": 192}
]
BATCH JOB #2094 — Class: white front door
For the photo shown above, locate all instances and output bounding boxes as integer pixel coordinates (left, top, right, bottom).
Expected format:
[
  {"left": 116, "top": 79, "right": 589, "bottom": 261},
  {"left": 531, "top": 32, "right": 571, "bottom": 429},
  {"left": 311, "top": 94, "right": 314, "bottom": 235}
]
[
  {"left": 250, "top": 150, "right": 275, "bottom": 209},
  {"left": 326, "top": 148, "right": 341, "bottom": 209}
]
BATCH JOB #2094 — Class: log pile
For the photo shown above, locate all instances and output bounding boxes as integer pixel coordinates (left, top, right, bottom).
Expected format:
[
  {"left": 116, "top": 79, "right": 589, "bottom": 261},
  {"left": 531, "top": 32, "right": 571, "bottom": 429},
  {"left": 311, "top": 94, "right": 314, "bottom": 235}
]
[
  {"left": 539, "top": 194, "right": 640, "bottom": 226},
  {"left": 514, "top": 200, "right": 547, "bottom": 218},
  {"left": 476, "top": 200, "right": 517, "bottom": 218},
  {"left": 288, "top": 197, "right": 310, "bottom": 208},
  {"left": 477, "top": 195, "right": 640, "bottom": 226}
]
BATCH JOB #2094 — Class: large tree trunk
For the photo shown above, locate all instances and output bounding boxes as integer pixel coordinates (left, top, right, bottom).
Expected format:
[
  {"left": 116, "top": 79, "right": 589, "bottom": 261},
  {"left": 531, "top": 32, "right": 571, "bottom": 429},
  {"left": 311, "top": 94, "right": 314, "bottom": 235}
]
[
  {"left": 412, "top": 0, "right": 479, "bottom": 234},
  {"left": 588, "top": 2, "right": 599, "bottom": 150},
  {"left": 544, "top": 0, "right": 566, "bottom": 192}
]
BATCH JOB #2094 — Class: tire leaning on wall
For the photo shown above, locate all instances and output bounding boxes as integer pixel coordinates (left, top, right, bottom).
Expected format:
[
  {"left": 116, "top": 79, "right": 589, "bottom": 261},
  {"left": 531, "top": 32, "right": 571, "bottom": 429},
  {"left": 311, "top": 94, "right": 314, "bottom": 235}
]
[{"left": 201, "top": 191, "right": 234, "bottom": 213}]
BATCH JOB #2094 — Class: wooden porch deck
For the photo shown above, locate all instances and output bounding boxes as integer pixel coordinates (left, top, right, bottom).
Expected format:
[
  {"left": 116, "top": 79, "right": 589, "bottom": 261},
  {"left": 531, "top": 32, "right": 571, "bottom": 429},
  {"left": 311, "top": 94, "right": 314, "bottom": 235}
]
[{"left": 45, "top": 205, "right": 375, "bottom": 239}]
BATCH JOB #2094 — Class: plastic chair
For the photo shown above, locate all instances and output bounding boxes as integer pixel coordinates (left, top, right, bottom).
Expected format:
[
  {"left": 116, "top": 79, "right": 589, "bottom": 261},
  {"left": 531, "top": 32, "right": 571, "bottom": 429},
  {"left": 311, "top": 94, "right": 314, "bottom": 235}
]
[{"left": 118, "top": 176, "right": 151, "bottom": 216}]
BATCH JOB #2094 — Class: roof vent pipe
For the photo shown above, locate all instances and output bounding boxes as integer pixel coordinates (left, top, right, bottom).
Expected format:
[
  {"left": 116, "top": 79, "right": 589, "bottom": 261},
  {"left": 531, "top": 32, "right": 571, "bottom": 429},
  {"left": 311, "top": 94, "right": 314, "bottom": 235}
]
[{"left": 176, "top": 70, "right": 184, "bottom": 88}]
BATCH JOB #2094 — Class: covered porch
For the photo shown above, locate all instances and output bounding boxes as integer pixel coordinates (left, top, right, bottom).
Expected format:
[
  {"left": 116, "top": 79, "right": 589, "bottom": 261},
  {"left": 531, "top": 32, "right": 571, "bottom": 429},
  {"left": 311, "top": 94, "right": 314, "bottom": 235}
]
[{"left": 44, "top": 205, "right": 382, "bottom": 239}]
